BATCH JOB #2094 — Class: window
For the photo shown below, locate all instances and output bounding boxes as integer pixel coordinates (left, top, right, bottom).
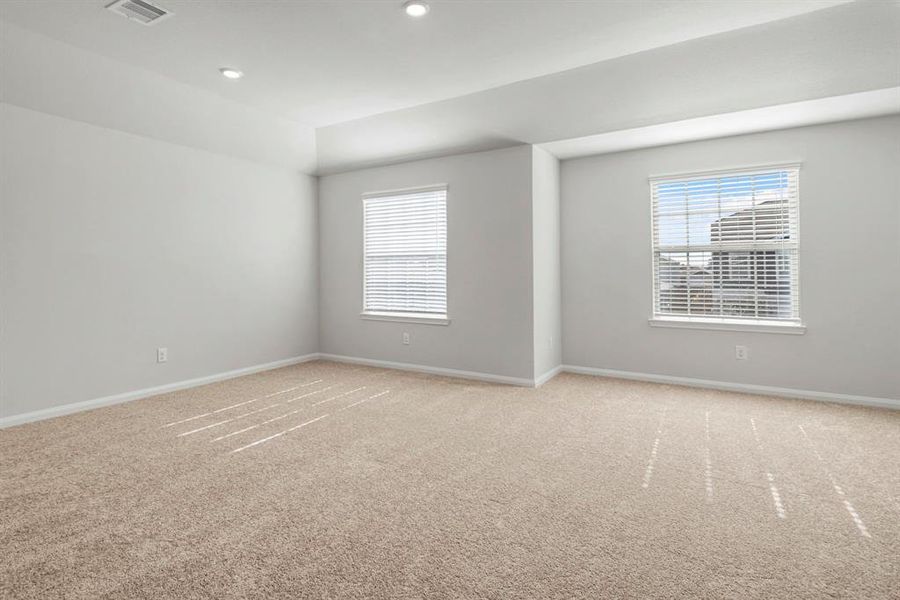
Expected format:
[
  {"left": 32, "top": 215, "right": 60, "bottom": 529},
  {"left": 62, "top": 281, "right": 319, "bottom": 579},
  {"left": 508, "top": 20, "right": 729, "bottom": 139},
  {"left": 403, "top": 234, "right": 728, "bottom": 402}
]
[
  {"left": 362, "top": 185, "right": 448, "bottom": 323},
  {"left": 650, "top": 165, "right": 801, "bottom": 331}
]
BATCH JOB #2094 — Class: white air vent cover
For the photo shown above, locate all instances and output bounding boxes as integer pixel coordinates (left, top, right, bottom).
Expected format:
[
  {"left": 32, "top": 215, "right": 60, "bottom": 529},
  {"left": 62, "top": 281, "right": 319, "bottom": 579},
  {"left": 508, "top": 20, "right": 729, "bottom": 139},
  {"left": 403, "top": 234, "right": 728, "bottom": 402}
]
[{"left": 106, "top": 0, "right": 173, "bottom": 26}]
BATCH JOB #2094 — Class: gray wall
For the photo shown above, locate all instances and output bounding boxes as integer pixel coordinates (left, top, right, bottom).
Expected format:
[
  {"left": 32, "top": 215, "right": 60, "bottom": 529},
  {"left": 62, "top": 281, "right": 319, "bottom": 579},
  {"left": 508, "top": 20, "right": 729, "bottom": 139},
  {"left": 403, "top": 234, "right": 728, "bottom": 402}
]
[
  {"left": 0, "top": 104, "right": 319, "bottom": 419},
  {"left": 4, "top": 103, "right": 895, "bottom": 423},
  {"left": 532, "top": 147, "right": 562, "bottom": 379},
  {"left": 561, "top": 116, "right": 900, "bottom": 400},
  {"left": 318, "top": 145, "right": 536, "bottom": 381}
]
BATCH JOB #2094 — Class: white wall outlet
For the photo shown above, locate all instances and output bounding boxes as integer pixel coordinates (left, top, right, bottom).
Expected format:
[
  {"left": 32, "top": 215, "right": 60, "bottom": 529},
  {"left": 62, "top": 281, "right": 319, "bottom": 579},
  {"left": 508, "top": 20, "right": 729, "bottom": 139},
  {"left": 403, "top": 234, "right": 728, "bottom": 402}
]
[
  {"left": 402, "top": 332, "right": 410, "bottom": 345},
  {"left": 735, "top": 345, "right": 749, "bottom": 360},
  {"left": 157, "top": 347, "right": 168, "bottom": 363},
  {"left": 549, "top": 336, "right": 553, "bottom": 350}
]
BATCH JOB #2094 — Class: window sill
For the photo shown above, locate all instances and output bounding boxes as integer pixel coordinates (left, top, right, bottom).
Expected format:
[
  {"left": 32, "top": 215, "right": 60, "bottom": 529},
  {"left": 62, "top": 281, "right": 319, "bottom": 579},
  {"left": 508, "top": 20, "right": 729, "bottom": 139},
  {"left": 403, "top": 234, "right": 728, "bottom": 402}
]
[
  {"left": 648, "top": 316, "right": 806, "bottom": 335},
  {"left": 360, "top": 312, "right": 450, "bottom": 326}
]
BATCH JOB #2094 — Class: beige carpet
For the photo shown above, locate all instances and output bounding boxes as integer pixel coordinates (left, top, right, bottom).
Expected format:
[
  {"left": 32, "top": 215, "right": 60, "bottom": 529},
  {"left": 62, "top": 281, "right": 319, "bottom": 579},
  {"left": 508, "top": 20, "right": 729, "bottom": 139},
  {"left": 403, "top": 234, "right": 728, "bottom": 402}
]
[{"left": 1, "top": 360, "right": 898, "bottom": 599}]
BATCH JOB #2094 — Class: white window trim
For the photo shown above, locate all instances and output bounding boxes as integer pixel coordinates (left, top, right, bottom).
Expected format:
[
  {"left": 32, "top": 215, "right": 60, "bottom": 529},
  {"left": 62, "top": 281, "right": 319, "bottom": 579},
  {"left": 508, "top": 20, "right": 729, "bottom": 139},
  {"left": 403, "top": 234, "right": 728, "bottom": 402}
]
[
  {"left": 361, "top": 184, "right": 449, "bottom": 323},
  {"left": 360, "top": 311, "right": 450, "bottom": 326},
  {"left": 647, "top": 162, "right": 802, "bottom": 182},
  {"left": 649, "top": 316, "right": 805, "bottom": 335},
  {"left": 648, "top": 162, "right": 804, "bottom": 334}
]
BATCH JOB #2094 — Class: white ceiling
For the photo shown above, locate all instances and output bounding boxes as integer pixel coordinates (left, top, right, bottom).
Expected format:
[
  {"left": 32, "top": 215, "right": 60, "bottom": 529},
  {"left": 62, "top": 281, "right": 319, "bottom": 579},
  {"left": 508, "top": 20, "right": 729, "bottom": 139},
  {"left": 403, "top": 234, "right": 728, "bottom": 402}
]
[
  {"left": 0, "top": 21, "right": 318, "bottom": 171},
  {"left": 0, "top": 0, "right": 850, "bottom": 128},
  {"left": 539, "top": 88, "right": 900, "bottom": 160},
  {"left": 316, "top": 2, "right": 900, "bottom": 172},
  {"left": 2, "top": 0, "right": 896, "bottom": 173}
]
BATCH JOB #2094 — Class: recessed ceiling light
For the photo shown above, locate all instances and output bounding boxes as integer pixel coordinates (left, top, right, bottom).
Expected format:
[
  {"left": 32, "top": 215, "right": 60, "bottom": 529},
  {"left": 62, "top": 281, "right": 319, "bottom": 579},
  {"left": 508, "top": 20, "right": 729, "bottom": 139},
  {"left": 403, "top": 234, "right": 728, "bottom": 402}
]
[
  {"left": 219, "top": 67, "right": 244, "bottom": 80},
  {"left": 402, "top": 1, "right": 429, "bottom": 17}
]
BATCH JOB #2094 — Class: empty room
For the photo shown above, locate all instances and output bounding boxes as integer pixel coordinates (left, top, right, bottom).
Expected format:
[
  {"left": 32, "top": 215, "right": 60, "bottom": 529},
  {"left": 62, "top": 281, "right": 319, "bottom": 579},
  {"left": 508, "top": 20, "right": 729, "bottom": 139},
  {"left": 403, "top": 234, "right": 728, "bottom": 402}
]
[{"left": 1, "top": 0, "right": 899, "bottom": 598}]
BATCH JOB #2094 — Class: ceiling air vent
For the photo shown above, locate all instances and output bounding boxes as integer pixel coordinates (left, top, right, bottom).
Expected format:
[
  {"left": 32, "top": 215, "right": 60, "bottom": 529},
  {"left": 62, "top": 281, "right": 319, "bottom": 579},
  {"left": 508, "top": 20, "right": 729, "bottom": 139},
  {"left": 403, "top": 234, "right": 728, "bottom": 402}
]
[{"left": 106, "top": 0, "right": 173, "bottom": 26}]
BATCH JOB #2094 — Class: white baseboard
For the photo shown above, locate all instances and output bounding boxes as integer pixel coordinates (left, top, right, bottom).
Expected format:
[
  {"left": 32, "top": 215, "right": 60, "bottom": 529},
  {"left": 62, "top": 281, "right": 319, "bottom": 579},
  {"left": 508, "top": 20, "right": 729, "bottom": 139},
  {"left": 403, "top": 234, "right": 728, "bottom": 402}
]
[
  {"left": 561, "top": 364, "right": 900, "bottom": 411},
  {"left": 0, "top": 353, "right": 321, "bottom": 429},
  {"left": 318, "top": 353, "right": 535, "bottom": 387},
  {"left": 535, "top": 365, "right": 564, "bottom": 387},
  {"left": 5, "top": 354, "right": 892, "bottom": 428}
]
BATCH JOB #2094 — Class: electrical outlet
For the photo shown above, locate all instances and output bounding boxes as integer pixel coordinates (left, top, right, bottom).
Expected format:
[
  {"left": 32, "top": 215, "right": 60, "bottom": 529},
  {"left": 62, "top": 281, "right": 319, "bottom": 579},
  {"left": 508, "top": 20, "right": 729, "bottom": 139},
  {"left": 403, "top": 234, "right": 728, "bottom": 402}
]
[
  {"left": 402, "top": 332, "right": 410, "bottom": 345},
  {"left": 157, "top": 347, "right": 168, "bottom": 363},
  {"left": 735, "top": 345, "right": 749, "bottom": 360},
  {"left": 549, "top": 336, "right": 553, "bottom": 350}
]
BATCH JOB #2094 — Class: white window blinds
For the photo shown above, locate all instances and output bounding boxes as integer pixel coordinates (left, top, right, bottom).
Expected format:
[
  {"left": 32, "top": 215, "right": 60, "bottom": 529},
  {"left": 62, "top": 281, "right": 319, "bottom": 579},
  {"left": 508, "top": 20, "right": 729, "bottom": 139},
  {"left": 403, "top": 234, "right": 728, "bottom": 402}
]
[
  {"left": 651, "top": 165, "right": 800, "bottom": 324},
  {"left": 363, "top": 186, "right": 447, "bottom": 317}
]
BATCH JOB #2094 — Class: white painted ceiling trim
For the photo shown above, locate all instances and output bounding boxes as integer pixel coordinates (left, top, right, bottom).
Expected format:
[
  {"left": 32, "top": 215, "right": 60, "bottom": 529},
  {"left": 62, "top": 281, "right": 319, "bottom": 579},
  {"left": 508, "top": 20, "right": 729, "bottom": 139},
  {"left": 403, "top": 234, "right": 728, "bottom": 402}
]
[{"left": 539, "top": 87, "right": 900, "bottom": 161}]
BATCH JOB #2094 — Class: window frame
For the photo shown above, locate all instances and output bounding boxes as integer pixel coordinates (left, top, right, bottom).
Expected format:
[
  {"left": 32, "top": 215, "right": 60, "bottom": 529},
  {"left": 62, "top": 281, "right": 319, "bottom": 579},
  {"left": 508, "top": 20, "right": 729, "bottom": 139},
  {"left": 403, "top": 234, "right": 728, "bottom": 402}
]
[
  {"left": 360, "top": 183, "right": 450, "bottom": 326},
  {"left": 647, "top": 163, "right": 805, "bottom": 334}
]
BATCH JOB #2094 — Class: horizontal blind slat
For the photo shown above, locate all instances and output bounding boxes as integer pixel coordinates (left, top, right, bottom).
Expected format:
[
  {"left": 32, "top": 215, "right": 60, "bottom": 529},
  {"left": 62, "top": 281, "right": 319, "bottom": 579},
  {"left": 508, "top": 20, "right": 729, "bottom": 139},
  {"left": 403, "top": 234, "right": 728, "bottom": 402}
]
[
  {"left": 651, "top": 168, "right": 800, "bottom": 322},
  {"left": 364, "top": 187, "right": 447, "bottom": 316}
]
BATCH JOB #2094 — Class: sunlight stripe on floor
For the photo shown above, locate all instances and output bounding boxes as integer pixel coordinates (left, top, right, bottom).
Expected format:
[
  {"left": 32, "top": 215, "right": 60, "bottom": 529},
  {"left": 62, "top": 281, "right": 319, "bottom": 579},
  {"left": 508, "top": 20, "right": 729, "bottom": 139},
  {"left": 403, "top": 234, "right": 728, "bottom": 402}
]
[
  {"left": 751, "top": 418, "right": 786, "bottom": 519},
  {"left": 211, "top": 390, "right": 341, "bottom": 442},
  {"left": 211, "top": 423, "right": 260, "bottom": 442},
  {"left": 177, "top": 403, "right": 282, "bottom": 437},
  {"left": 339, "top": 390, "right": 390, "bottom": 411},
  {"left": 641, "top": 407, "right": 667, "bottom": 489},
  {"left": 262, "top": 380, "right": 323, "bottom": 398},
  {"left": 161, "top": 379, "right": 323, "bottom": 427},
  {"left": 213, "top": 386, "right": 373, "bottom": 442},
  {"left": 704, "top": 410, "right": 713, "bottom": 502},
  {"left": 284, "top": 385, "right": 334, "bottom": 403},
  {"left": 766, "top": 472, "right": 787, "bottom": 519},
  {"left": 162, "top": 411, "right": 214, "bottom": 428},
  {"left": 231, "top": 414, "right": 330, "bottom": 454},
  {"left": 799, "top": 424, "right": 871, "bottom": 538},
  {"left": 311, "top": 386, "right": 366, "bottom": 406}
]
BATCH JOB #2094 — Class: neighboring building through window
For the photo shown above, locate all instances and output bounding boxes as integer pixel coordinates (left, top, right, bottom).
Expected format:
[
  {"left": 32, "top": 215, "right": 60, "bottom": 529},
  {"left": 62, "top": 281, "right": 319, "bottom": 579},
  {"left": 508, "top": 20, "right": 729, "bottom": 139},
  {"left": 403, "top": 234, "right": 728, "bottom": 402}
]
[
  {"left": 362, "top": 185, "right": 447, "bottom": 320},
  {"left": 651, "top": 166, "right": 800, "bottom": 325}
]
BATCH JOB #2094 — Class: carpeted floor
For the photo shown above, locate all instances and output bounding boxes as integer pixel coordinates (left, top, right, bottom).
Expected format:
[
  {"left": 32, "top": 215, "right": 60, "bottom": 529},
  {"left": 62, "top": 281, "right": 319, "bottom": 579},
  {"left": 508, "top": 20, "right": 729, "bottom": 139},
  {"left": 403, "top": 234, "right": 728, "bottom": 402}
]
[{"left": 1, "top": 360, "right": 898, "bottom": 599}]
